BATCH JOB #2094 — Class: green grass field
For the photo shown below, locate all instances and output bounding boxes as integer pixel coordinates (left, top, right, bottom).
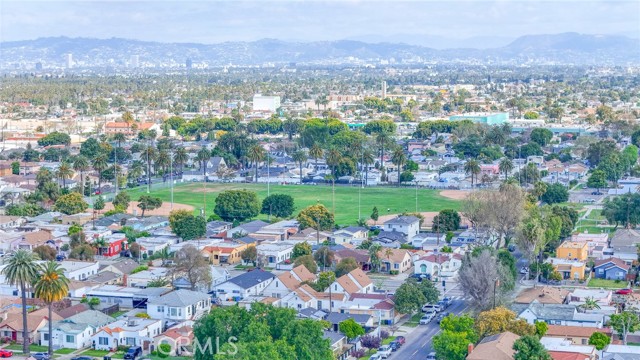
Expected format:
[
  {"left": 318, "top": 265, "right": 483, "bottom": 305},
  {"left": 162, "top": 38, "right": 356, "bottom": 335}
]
[
  {"left": 126, "top": 183, "right": 461, "bottom": 225},
  {"left": 587, "top": 278, "right": 628, "bottom": 289}
]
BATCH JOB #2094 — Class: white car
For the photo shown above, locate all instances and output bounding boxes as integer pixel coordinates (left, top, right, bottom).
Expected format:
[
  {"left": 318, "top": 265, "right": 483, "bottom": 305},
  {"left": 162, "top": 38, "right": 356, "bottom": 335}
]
[
  {"left": 369, "top": 354, "right": 383, "bottom": 360},
  {"left": 422, "top": 304, "right": 442, "bottom": 313},
  {"left": 377, "top": 345, "right": 392, "bottom": 358},
  {"left": 520, "top": 267, "right": 529, "bottom": 274},
  {"left": 420, "top": 311, "right": 436, "bottom": 324}
]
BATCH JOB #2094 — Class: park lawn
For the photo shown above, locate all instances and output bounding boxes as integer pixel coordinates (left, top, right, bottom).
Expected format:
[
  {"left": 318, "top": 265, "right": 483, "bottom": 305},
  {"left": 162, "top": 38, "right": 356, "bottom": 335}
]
[
  {"left": 54, "top": 348, "right": 75, "bottom": 354},
  {"left": 126, "top": 183, "right": 460, "bottom": 226},
  {"left": 586, "top": 209, "right": 605, "bottom": 221},
  {"left": 5, "top": 344, "right": 48, "bottom": 352},
  {"left": 81, "top": 349, "right": 111, "bottom": 357},
  {"left": 405, "top": 312, "right": 424, "bottom": 327},
  {"left": 574, "top": 225, "right": 615, "bottom": 235},
  {"left": 587, "top": 278, "right": 628, "bottom": 289}
]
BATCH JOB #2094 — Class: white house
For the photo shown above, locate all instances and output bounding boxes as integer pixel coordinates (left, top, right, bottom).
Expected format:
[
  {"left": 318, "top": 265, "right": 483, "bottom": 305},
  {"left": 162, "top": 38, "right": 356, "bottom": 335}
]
[
  {"left": 256, "top": 242, "right": 294, "bottom": 267},
  {"left": 414, "top": 253, "right": 463, "bottom": 279},
  {"left": 147, "top": 290, "right": 211, "bottom": 325},
  {"left": 383, "top": 216, "right": 420, "bottom": 241},
  {"left": 329, "top": 268, "right": 373, "bottom": 296},
  {"left": 39, "top": 310, "right": 114, "bottom": 350},
  {"left": 280, "top": 284, "right": 347, "bottom": 311},
  {"left": 213, "top": 269, "right": 275, "bottom": 301},
  {"left": 91, "top": 317, "right": 162, "bottom": 351},
  {"left": 126, "top": 268, "right": 170, "bottom": 288},
  {"left": 59, "top": 261, "right": 100, "bottom": 281},
  {"left": 263, "top": 265, "right": 316, "bottom": 299},
  {"left": 330, "top": 227, "right": 368, "bottom": 245},
  {"left": 517, "top": 303, "right": 604, "bottom": 328}
]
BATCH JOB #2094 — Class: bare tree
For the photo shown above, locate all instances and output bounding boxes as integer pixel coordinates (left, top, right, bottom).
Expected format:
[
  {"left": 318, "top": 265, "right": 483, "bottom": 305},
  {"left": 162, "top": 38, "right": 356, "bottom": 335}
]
[
  {"left": 172, "top": 244, "right": 212, "bottom": 291},
  {"left": 459, "top": 250, "right": 511, "bottom": 310}
]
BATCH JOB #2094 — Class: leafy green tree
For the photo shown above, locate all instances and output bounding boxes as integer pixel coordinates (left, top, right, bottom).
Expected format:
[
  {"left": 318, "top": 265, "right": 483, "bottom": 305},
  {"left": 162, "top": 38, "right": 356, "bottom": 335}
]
[
  {"left": 169, "top": 209, "right": 206, "bottom": 240},
  {"left": 335, "top": 257, "right": 359, "bottom": 277},
  {"left": 112, "top": 190, "right": 130, "bottom": 210},
  {"left": 5, "top": 203, "right": 46, "bottom": 217},
  {"left": 588, "top": 332, "right": 611, "bottom": 350},
  {"left": 432, "top": 209, "right": 461, "bottom": 232},
  {"left": 1, "top": 250, "right": 40, "bottom": 355},
  {"left": 93, "top": 196, "right": 105, "bottom": 213},
  {"left": 297, "top": 204, "right": 334, "bottom": 230},
  {"left": 519, "top": 142, "right": 543, "bottom": 158},
  {"left": 529, "top": 128, "right": 553, "bottom": 147},
  {"left": 371, "top": 206, "right": 379, "bottom": 224},
  {"left": 261, "top": 194, "right": 295, "bottom": 218},
  {"left": 240, "top": 246, "right": 258, "bottom": 266},
  {"left": 603, "top": 193, "right": 640, "bottom": 228},
  {"left": 54, "top": 192, "right": 88, "bottom": 215},
  {"left": 609, "top": 311, "right": 640, "bottom": 344},
  {"left": 339, "top": 318, "right": 365, "bottom": 340},
  {"left": 37, "top": 131, "right": 71, "bottom": 146},
  {"left": 535, "top": 321, "right": 548, "bottom": 337},
  {"left": 214, "top": 190, "right": 260, "bottom": 222},
  {"left": 137, "top": 195, "right": 163, "bottom": 217},
  {"left": 291, "top": 242, "right": 312, "bottom": 260},
  {"left": 513, "top": 335, "right": 552, "bottom": 360},
  {"left": 587, "top": 169, "right": 607, "bottom": 192},
  {"left": 80, "top": 297, "right": 100, "bottom": 310},
  {"left": 541, "top": 183, "right": 569, "bottom": 204},
  {"left": 11, "top": 161, "right": 19, "bottom": 175},
  {"left": 433, "top": 315, "right": 477, "bottom": 360},
  {"left": 313, "top": 247, "right": 334, "bottom": 270},
  {"left": 293, "top": 255, "right": 317, "bottom": 274},
  {"left": 587, "top": 140, "right": 616, "bottom": 167},
  {"left": 308, "top": 271, "right": 335, "bottom": 292},
  {"left": 33, "top": 245, "right": 56, "bottom": 260}
]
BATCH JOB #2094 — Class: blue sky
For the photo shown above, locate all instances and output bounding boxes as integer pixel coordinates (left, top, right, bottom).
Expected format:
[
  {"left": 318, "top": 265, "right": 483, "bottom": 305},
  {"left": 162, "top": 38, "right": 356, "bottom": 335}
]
[{"left": 1, "top": 0, "right": 638, "bottom": 43}]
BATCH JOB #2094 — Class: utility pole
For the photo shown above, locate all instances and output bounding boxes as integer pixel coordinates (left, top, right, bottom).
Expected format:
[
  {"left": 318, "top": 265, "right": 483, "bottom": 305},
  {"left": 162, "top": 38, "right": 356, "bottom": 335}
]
[{"left": 170, "top": 149, "right": 174, "bottom": 211}]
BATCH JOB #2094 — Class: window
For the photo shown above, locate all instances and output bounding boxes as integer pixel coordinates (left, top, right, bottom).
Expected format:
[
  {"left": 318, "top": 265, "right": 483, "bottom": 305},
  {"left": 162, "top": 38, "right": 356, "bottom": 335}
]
[
  {"left": 581, "top": 339, "right": 587, "bottom": 345},
  {"left": 43, "top": 333, "right": 49, "bottom": 341},
  {"left": 99, "top": 337, "right": 109, "bottom": 345},
  {"left": 126, "top": 337, "right": 136, "bottom": 346},
  {"left": 598, "top": 269, "right": 604, "bottom": 273},
  {"left": 394, "top": 264, "right": 399, "bottom": 269},
  {"left": 157, "top": 306, "right": 164, "bottom": 313},
  {"left": 66, "top": 335, "right": 74, "bottom": 343}
]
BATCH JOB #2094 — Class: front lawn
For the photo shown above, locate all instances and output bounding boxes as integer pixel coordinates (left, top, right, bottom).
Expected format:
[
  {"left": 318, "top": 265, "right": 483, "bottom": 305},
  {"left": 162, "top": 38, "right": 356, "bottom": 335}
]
[
  {"left": 5, "top": 344, "right": 48, "bottom": 352},
  {"left": 54, "top": 348, "right": 75, "bottom": 354},
  {"left": 81, "top": 349, "right": 111, "bottom": 357},
  {"left": 587, "top": 278, "right": 628, "bottom": 289},
  {"left": 405, "top": 312, "right": 423, "bottom": 327}
]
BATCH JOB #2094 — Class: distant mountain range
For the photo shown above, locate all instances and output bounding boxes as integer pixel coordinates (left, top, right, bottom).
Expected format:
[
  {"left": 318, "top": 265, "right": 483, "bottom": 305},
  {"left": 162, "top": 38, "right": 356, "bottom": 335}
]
[{"left": 1, "top": 32, "right": 638, "bottom": 68}]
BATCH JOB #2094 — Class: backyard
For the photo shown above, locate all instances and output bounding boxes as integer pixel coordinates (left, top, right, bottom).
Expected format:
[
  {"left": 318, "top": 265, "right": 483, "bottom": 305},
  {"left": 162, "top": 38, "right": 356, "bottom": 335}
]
[{"left": 124, "top": 183, "right": 461, "bottom": 226}]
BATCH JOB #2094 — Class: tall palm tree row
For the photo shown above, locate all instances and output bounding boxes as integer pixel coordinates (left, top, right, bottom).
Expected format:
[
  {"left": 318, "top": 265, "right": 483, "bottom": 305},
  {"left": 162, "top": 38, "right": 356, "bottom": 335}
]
[
  {"left": 92, "top": 154, "right": 108, "bottom": 192},
  {"left": 34, "top": 261, "right": 70, "bottom": 357},
  {"left": 1, "top": 250, "right": 40, "bottom": 355},
  {"left": 361, "top": 148, "right": 375, "bottom": 187},
  {"left": 173, "top": 147, "right": 188, "bottom": 174},
  {"left": 391, "top": 146, "right": 407, "bottom": 187},
  {"left": 499, "top": 157, "right": 514, "bottom": 180},
  {"left": 72, "top": 156, "right": 90, "bottom": 197},
  {"left": 291, "top": 150, "right": 307, "bottom": 185},
  {"left": 247, "top": 145, "right": 265, "bottom": 182},
  {"left": 464, "top": 159, "right": 481, "bottom": 188},
  {"left": 196, "top": 147, "right": 212, "bottom": 178},
  {"left": 55, "top": 161, "right": 73, "bottom": 190},
  {"left": 112, "top": 133, "right": 127, "bottom": 194},
  {"left": 309, "top": 144, "right": 323, "bottom": 171}
]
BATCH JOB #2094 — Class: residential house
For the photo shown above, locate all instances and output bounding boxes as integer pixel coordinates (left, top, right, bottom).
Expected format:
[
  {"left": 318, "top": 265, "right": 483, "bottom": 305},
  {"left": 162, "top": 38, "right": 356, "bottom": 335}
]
[
  {"left": 571, "top": 233, "right": 609, "bottom": 257},
  {"left": 91, "top": 317, "right": 163, "bottom": 351},
  {"left": 264, "top": 265, "right": 316, "bottom": 299},
  {"left": 330, "top": 227, "right": 368, "bottom": 245},
  {"left": 545, "top": 325, "right": 612, "bottom": 346},
  {"left": 323, "top": 330, "right": 349, "bottom": 360},
  {"left": 39, "top": 310, "right": 114, "bottom": 350},
  {"left": 86, "top": 286, "right": 172, "bottom": 310},
  {"left": 0, "top": 216, "right": 26, "bottom": 229},
  {"left": 280, "top": 284, "right": 347, "bottom": 311},
  {"left": 540, "top": 337, "right": 597, "bottom": 360},
  {"left": 324, "top": 313, "right": 374, "bottom": 331},
  {"left": 548, "top": 258, "right": 587, "bottom": 280},
  {"left": 173, "top": 266, "right": 230, "bottom": 292},
  {"left": 153, "top": 325, "right": 193, "bottom": 356},
  {"left": 213, "top": 269, "right": 275, "bottom": 301},
  {"left": 250, "top": 220, "right": 299, "bottom": 241},
  {"left": 372, "top": 231, "right": 406, "bottom": 248},
  {"left": 147, "top": 290, "right": 211, "bottom": 325},
  {"left": 383, "top": 216, "right": 420, "bottom": 240},
  {"left": 593, "top": 258, "right": 631, "bottom": 281},
  {"left": 289, "top": 228, "right": 331, "bottom": 244},
  {"left": 127, "top": 268, "right": 169, "bottom": 288},
  {"left": 92, "top": 233, "right": 128, "bottom": 258},
  {"left": 256, "top": 242, "right": 295, "bottom": 267},
  {"left": 567, "top": 289, "right": 612, "bottom": 307},
  {"left": 602, "top": 344, "right": 640, "bottom": 359},
  {"left": 226, "top": 220, "right": 269, "bottom": 238},
  {"left": 340, "top": 293, "right": 397, "bottom": 324},
  {"left": 608, "top": 229, "right": 640, "bottom": 264},
  {"left": 333, "top": 249, "right": 371, "bottom": 272},
  {"left": 467, "top": 331, "right": 520, "bottom": 360},
  {"left": 14, "top": 230, "right": 53, "bottom": 250},
  {"left": 379, "top": 249, "right": 413, "bottom": 274},
  {"left": 329, "top": 268, "right": 373, "bottom": 296},
  {"left": 516, "top": 303, "right": 604, "bottom": 328},
  {"left": 59, "top": 261, "right": 100, "bottom": 281},
  {"left": 0, "top": 308, "right": 62, "bottom": 344},
  {"left": 557, "top": 242, "right": 589, "bottom": 261},
  {"left": 205, "top": 221, "right": 233, "bottom": 238},
  {"left": 202, "top": 242, "right": 252, "bottom": 266},
  {"left": 414, "top": 253, "right": 462, "bottom": 280}
]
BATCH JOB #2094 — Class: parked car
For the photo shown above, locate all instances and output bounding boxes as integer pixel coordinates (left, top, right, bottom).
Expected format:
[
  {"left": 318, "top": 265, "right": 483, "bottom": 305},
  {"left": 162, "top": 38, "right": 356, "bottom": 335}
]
[
  {"left": 388, "top": 341, "right": 400, "bottom": 351},
  {"left": 124, "top": 346, "right": 143, "bottom": 360},
  {"left": 369, "top": 353, "right": 383, "bottom": 360},
  {"left": 436, "top": 312, "right": 451, "bottom": 323},
  {"left": 71, "top": 357, "right": 93, "bottom": 360},
  {"left": 438, "top": 297, "right": 452, "bottom": 308},
  {"left": 32, "top": 354, "right": 50, "bottom": 360},
  {"left": 426, "top": 352, "right": 437, "bottom": 360},
  {"left": 520, "top": 267, "right": 529, "bottom": 274},
  {"left": 0, "top": 349, "right": 12, "bottom": 358},
  {"left": 422, "top": 304, "right": 442, "bottom": 313},
  {"left": 396, "top": 336, "right": 406, "bottom": 345},
  {"left": 616, "top": 288, "right": 634, "bottom": 295},
  {"left": 420, "top": 312, "right": 435, "bottom": 324},
  {"left": 377, "top": 345, "right": 392, "bottom": 358}
]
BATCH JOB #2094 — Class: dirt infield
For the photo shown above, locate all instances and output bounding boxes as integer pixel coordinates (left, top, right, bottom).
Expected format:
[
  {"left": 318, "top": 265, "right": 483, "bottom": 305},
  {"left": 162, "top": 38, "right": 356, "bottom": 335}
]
[
  {"left": 103, "top": 201, "right": 195, "bottom": 216},
  {"left": 440, "top": 190, "right": 469, "bottom": 200}
]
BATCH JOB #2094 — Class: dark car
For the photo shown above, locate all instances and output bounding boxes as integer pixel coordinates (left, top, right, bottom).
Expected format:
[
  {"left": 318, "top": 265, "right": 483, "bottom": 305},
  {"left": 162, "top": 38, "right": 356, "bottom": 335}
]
[
  {"left": 388, "top": 341, "right": 400, "bottom": 351},
  {"left": 396, "top": 336, "right": 406, "bottom": 345},
  {"left": 436, "top": 312, "right": 451, "bottom": 323},
  {"left": 71, "top": 357, "right": 94, "bottom": 360},
  {"left": 32, "top": 354, "right": 50, "bottom": 360},
  {"left": 124, "top": 346, "right": 143, "bottom": 360}
]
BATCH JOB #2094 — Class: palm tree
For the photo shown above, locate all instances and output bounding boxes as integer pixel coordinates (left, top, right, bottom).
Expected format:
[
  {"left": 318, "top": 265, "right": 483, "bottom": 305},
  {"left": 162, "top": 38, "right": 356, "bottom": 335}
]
[
  {"left": 155, "top": 150, "right": 170, "bottom": 181},
  {"left": 292, "top": 150, "right": 307, "bottom": 185},
  {"left": 391, "top": 147, "right": 407, "bottom": 187},
  {"left": 196, "top": 147, "right": 211, "bottom": 178},
  {"left": 173, "top": 147, "right": 188, "bottom": 174},
  {"left": 128, "top": 160, "right": 145, "bottom": 184},
  {"left": 247, "top": 145, "right": 265, "bottom": 182},
  {"left": 309, "top": 144, "right": 323, "bottom": 171},
  {"left": 579, "top": 297, "right": 601, "bottom": 311},
  {"left": 464, "top": 159, "right": 481, "bottom": 188},
  {"left": 361, "top": 148, "right": 375, "bottom": 187},
  {"left": 2, "top": 250, "right": 40, "bottom": 355},
  {"left": 368, "top": 243, "right": 382, "bottom": 272},
  {"left": 92, "top": 154, "right": 108, "bottom": 193},
  {"left": 73, "top": 156, "right": 89, "bottom": 196},
  {"left": 499, "top": 157, "right": 514, "bottom": 180},
  {"left": 143, "top": 145, "right": 156, "bottom": 185},
  {"left": 34, "top": 261, "right": 69, "bottom": 357},
  {"left": 326, "top": 149, "right": 342, "bottom": 181},
  {"left": 112, "top": 133, "right": 126, "bottom": 193},
  {"left": 375, "top": 132, "right": 390, "bottom": 169},
  {"left": 56, "top": 161, "right": 73, "bottom": 190}
]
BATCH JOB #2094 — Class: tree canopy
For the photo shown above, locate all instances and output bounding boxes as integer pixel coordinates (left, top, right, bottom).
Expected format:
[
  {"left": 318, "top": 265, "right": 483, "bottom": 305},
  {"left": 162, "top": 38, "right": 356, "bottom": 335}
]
[{"left": 214, "top": 190, "right": 261, "bottom": 222}]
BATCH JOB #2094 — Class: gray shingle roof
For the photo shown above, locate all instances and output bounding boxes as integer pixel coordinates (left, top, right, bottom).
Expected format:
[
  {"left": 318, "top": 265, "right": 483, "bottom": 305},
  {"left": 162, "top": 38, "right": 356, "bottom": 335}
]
[
  {"left": 152, "top": 289, "right": 210, "bottom": 307},
  {"left": 384, "top": 215, "right": 419, "bottom": 225},
  {"left": 226, "top": 269, "right": 275, "bottom": 289}
]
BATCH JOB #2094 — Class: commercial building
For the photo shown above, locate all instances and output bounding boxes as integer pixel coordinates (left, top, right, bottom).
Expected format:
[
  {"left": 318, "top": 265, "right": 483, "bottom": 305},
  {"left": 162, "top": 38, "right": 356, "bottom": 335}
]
[
  {"left": 252, "top": 94, "right": 281, "bottom": 112},
  {"left": 449, "top": 112, "right": 509, "bottom": 125}
]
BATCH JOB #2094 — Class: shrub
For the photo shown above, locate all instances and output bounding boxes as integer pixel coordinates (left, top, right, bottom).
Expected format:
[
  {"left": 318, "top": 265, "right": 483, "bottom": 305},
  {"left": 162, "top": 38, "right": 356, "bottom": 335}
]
[
  {"left": 158, "top": 343, "right": 171, "bottom": 358},
  {"left": 389, "top": 270, "right": 399, "bottom": 275},
  {"left": 350, "top": 349, "right": 366, "bottom": 358},
  {"left": 380, "top": 330, "right": 390, "bottom": 339}
]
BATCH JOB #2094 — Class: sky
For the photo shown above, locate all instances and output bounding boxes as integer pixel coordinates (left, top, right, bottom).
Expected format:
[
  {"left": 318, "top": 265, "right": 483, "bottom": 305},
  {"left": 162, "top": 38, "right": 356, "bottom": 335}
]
[{"left": 1, "top": 0, "right": 639, "bottom": 44}]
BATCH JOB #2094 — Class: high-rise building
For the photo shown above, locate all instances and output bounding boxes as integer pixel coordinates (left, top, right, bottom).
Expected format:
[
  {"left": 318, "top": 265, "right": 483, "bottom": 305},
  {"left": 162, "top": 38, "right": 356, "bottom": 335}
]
[
  {"left": 186, "top": 58, "right": 193, "bottom": 69},
  {"left": 130, "top": 55, "right": 140, "bottom": 68},
  {"left": 35, "top": 62, "right": 43, "bottom": 71},
  {"left": 382, "top": 81, "right": 387, "bottom": 98},
  {"left": 66, "top": 53, "right": 73, "bottom": 68}
]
